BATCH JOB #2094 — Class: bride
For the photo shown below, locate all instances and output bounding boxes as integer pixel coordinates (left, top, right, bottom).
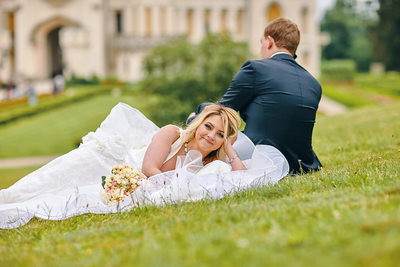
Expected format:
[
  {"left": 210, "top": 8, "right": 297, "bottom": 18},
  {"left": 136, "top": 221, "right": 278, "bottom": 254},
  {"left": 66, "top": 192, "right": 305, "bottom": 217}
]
[
  {"left": 0, "top": 102, "right": 289, "bottom": 229},
  {"left": 142, "top": 103, "right": 247, "bottom": 177}
]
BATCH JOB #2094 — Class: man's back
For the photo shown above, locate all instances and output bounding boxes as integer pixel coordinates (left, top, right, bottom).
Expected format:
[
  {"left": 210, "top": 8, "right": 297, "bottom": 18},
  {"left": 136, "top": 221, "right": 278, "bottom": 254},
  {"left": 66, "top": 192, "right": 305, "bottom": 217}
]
[{"left": 220, "top": 53, "right": 322, "bottom": 173}]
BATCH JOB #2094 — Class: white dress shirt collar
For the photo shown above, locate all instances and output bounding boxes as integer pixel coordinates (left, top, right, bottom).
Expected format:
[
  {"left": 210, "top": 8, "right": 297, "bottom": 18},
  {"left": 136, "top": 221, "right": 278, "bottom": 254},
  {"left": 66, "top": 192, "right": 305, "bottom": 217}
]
[{"left": 270, "top": 52, "right": 292, "bottom": 58}]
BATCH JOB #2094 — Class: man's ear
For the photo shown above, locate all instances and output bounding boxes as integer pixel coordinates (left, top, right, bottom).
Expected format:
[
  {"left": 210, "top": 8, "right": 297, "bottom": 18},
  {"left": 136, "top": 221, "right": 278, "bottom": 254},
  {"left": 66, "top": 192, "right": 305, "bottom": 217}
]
[{"left": 267, "top": 36, "right": 274, "bottom": 49}]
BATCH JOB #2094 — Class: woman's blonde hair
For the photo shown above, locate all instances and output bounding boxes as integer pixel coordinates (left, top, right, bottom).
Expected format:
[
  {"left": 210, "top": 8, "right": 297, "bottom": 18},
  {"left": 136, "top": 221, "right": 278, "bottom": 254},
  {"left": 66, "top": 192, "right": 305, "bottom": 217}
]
[{"left": 181, "top": 104, "right": 241, "bottom": 162}]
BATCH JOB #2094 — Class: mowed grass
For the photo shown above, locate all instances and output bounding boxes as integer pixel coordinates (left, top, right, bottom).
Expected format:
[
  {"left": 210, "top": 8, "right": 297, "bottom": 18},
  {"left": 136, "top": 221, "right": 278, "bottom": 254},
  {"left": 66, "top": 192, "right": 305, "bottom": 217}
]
[
  {"left": 320, "top": 72, "right": 400, "bottom": 108},
  {"left": 0, "top": 166, "right": 40, "bottom": 188},
  {"left": 0, "top": 92, "right": 158, "bottom": 158},
  {"left": 0, "top": 101, "right": 399, "bottom": 266}
]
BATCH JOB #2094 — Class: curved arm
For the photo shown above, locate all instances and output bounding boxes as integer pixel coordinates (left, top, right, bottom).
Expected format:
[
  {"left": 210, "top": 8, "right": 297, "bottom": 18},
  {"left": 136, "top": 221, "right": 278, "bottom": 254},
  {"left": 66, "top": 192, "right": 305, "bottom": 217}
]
[
  {"left": 186, "top": 112, "right": 196, "bottom": 125},
  {"left": 219, "top": 60, "right": 256, "bottom": 115},
  {"left": 141, "top": 125, "right": 180, "bottom": 177},
  {"left": 225, "top": 136, "right": 247, "bottom": 171}
]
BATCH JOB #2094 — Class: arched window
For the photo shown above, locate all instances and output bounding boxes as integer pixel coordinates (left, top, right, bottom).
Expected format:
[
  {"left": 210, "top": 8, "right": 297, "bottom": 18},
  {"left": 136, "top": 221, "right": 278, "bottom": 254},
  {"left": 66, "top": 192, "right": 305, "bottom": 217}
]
[
  {"left": 204, "top": 9, "right": 211, "bottom": 33},
  {"left": 145, "top": 7, "right": 152, "bottom": 37},
  {"left": 221, "top": 9, "right": 228, "bottom": 32},
  {"left": 7, "top": 12, "right": 15, "bottom": 72},
  {"left": 267, "top": 3, "right": 281, "bottom": 22},
  {"left": 115, "top": 10, "right": 123, "bottom": 34},
  {"left": 301, "top": 7, "right": 308, "bottom": 34},
  {"left": 186, "top": 9, "right": 194, "bottom": 36},
  {"left": 237, "top": 9, "right": 244, "bottom": 35}
]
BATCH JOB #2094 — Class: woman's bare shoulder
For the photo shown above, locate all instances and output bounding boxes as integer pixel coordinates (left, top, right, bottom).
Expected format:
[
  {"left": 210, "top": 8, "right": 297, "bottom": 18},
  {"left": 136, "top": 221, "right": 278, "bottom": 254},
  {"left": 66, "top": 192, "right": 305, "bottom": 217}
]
[
  {"left": 160, "top": 124, "right": 181, "bottom": 135},
  {"left": 153, "top": 124, "right": 181, "bottom": 143}
]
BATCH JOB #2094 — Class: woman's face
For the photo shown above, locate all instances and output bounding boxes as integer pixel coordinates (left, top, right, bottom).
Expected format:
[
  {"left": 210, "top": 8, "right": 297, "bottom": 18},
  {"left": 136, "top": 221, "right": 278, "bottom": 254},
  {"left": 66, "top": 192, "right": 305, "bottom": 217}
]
[{"left": 194, "top": 115, "right": 225, "bottom": 153}]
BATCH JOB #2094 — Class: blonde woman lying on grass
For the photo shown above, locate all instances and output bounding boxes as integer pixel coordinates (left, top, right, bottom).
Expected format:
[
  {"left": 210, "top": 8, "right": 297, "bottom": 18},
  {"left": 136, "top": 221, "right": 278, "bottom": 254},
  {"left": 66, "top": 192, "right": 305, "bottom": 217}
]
[{"left": 0, "top": 103, "right": 288, "bottom": 229}]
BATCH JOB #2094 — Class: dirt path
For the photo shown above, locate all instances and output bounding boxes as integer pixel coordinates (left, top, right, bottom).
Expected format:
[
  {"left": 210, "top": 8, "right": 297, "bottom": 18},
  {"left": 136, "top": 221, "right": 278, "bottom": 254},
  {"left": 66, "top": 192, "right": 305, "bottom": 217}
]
[
  {"left": 318, "top": 95, "right": 347, "bottom": 115},
  {"left": 0, "top": 155, "right": 59, "bottom": 169}
]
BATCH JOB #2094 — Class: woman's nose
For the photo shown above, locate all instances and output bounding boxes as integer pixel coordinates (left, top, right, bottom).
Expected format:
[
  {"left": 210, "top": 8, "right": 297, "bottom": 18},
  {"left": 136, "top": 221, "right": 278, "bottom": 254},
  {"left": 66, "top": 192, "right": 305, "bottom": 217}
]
[{"left": 208, "top": 131, "right": 216, "bottom": 139}]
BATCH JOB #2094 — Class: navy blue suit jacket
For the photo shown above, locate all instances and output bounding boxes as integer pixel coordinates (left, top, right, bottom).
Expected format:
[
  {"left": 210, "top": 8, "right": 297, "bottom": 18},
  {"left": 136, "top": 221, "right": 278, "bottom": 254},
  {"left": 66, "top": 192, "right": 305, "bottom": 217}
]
[{"left": 219, "top": 53, "right": 322, "bottom": 174}]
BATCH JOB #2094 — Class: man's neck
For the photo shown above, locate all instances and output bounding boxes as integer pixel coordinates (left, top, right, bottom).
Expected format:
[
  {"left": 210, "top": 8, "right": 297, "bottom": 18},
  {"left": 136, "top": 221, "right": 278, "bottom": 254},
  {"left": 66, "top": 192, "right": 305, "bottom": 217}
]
[
  {"left": 270, "top": 51, "right": 292, "bottom": 58},
  {"left": 268, "top": 47, "right": 293, "bottom": 58}
]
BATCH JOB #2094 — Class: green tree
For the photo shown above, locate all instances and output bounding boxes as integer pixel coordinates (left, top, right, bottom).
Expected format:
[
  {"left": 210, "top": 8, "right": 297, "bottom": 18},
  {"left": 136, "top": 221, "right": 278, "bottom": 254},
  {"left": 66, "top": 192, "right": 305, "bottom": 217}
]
[
  {"left": 321, "top": 0, "right": 377, "bottom": 71},
  {"left": 321, "top": 0, "right": 352, "bottom": 59},
  {"left": 372, "top": 0, "right": 400, "bottom": 71},
  {"left": 141, "top": 33, "right": 250, "bottom": 125}
]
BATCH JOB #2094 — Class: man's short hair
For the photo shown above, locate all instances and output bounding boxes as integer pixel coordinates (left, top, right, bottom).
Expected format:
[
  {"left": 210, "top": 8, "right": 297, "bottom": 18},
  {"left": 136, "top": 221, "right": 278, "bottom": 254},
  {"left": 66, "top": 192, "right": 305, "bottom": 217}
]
[{"left": 264, "top": 18, "right": 300, "bottom": 55}]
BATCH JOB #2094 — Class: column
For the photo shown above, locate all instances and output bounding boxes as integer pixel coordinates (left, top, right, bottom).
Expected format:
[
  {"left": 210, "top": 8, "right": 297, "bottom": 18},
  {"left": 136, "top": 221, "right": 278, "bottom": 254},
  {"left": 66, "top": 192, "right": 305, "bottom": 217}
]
[
  {"left": 192, "top": 7, "right": 203, "bottom": 42},
  {"left": 227, "top": 7, "right": 236, "bottom": 35},
  {"left": 138, "top": 5, "right": 145, "bottom": 37},
  {"left": 165, "top": 6, "right": 174, "bottom": 35},
  {"left": 159, "top": 6, "right": 167, "bottom": 36},
  {"left": 247, "top": 0, "right": 264, "bottom": 56},
  {"left": 176, "top": 6, "right": 186, "bottom": 35},
  {"left": 210, "top": 8, "right": 220, "bottom": 33},
  {"left": 131, "top": 5, "right": 139, "bottom": 35},
  {"left": 125, "top": 6, "right": 133, "bottom": 35}
]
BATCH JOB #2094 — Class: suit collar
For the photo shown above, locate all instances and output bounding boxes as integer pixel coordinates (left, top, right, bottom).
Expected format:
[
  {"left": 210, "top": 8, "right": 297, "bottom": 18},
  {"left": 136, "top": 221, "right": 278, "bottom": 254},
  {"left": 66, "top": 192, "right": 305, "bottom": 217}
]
[{"left": 270, "top": 53, "right": 297, "bottom": 62}]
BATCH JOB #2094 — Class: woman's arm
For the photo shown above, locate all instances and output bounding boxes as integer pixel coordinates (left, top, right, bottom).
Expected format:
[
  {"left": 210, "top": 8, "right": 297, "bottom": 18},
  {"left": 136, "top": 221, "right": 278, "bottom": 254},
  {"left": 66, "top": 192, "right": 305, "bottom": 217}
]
[
  {"left": 225, "top": 136, "right": 247, "bottom": 171},
  {"left": 142, "top": 125, "right": 181, "bottom": 177}
]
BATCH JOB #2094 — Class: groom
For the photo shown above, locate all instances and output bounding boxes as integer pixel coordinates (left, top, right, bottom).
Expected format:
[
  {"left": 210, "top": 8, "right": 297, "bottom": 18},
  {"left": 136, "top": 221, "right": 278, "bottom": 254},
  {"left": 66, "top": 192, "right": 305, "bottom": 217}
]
[{"left": 189, "top": 18, "right": 322, "bottom": 174}]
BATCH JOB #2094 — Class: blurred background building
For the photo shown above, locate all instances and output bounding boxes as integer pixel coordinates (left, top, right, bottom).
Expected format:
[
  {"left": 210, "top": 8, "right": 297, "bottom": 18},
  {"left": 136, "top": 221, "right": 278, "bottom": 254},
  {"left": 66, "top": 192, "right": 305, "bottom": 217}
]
[{"left": 0, "top": 0, "right": 320, "bottom": 84}]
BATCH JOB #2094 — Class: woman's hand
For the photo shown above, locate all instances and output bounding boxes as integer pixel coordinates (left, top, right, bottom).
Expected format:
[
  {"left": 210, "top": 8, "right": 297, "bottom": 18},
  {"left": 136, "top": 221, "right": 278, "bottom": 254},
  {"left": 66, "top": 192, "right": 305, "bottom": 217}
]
[{"left": 224, "top": 134, "right": 247, "bottom": 171}]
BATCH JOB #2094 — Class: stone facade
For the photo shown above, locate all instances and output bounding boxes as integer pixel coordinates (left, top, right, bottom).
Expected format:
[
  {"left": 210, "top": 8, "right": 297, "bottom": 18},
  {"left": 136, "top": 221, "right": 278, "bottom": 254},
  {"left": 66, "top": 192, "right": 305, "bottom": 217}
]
[{"left": 0, "top": 0, "right": 320, "bottom": 83}]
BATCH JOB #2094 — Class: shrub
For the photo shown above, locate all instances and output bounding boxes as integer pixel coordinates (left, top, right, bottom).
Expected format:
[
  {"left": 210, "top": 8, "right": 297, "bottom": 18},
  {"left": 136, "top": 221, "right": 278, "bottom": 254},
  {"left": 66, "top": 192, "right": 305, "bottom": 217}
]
[
  {"left": 141, "top": 33, "right": 250, "bottom": 125},
  {"left": 66, "top": 73, "right": 101, "bottom": 86},
  {"left": 321, "top": 60, "right": 357, "bottom": 82},
  {"left": 101, "top": 76, "right": 126, "bottom": 86}
]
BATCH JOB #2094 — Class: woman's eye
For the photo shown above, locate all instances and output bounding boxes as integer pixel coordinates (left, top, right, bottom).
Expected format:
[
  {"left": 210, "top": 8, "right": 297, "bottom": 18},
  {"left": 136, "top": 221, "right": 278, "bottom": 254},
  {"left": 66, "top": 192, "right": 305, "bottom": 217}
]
[
  {"left": 205, "top": 123, "right": 211, "bottom": 129},
  {"left": 218, "top": 133, "right": 224, "bottom": 138}
]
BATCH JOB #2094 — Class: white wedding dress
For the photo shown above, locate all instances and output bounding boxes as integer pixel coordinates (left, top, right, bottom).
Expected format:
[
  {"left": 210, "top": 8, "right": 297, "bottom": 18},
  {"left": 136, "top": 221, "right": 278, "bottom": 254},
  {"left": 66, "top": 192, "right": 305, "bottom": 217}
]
[{"left": 0, "top": 103, "right": 288, "bottom": 229}]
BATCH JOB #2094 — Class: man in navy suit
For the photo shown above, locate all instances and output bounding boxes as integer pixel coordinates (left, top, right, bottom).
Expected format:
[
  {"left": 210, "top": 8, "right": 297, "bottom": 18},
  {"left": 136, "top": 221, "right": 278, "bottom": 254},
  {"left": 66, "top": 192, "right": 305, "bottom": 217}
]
[{"left": 190, "top": 18, "right": 322, "bottom": 174}]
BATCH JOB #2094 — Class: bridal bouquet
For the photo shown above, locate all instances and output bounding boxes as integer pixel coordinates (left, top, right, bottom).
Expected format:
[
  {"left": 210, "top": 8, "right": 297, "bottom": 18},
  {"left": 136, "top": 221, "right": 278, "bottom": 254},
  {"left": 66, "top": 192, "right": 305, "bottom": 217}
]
[{"left": 101, "top": 163, "right": 147, "bottom": 204}]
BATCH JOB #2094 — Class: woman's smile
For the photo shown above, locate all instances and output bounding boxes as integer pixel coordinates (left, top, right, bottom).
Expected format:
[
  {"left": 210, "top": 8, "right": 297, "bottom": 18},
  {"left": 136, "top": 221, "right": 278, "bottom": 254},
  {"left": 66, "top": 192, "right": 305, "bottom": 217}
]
[
  {"left": 202, "top": 137, "right": 214, "bottom": 145},
  {"left": 193, "top": 115, "right": 225, "bottom": 153}
]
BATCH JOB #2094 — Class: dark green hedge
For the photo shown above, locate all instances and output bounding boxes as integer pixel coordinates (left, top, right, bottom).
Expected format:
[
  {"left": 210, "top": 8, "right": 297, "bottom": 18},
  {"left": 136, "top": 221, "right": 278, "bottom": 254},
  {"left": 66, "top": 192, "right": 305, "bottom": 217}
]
[{"left": 321, "top": 60, "right": 357, "bottom": 82}]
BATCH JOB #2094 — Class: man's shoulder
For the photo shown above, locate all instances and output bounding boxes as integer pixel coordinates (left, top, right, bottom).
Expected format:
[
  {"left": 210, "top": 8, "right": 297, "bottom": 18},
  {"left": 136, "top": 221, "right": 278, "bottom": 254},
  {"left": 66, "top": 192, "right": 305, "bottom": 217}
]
[
  {"left": 241, "top": 58, "right": 297, "bottom": 74},
  {"left": 240, "top": 58, "right": 275, "bottom": 70},
  {"left": 239, "top": 58, "right": 320, "bottom": 82},
  {"left": 244, "top": 58, "right": 271, "bottom": 65},
  {"left": 251, "top": 57, "right": 292, "bottom": 66}
]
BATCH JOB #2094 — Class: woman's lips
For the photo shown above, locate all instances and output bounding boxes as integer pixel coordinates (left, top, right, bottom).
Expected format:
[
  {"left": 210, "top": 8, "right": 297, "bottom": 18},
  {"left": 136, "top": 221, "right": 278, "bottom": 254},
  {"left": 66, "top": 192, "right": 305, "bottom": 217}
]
[{"left": 202, "top": 137, "right": 213, "bottom": 145}]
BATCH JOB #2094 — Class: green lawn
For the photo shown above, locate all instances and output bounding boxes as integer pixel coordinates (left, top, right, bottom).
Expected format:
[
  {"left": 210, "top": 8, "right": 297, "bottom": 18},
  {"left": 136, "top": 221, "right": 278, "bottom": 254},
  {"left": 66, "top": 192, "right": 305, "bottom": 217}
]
[
  {"left": 0, "top": 85, "right": 114, "bottom": 124},
  {"left": 0, "top": 100, "right": 399, "bottom": 266},
  {"left": 320, "top": 72, "right": 400, "bottom": 108},
  {"left": 0, "top": 92, "right": 158, "bottom": 158},
  {"left": 0, "top": 166, "right": 40, "bottom": 188},
  {"left": 356, "top": 72, "right": 400, "bottom": 99}
]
